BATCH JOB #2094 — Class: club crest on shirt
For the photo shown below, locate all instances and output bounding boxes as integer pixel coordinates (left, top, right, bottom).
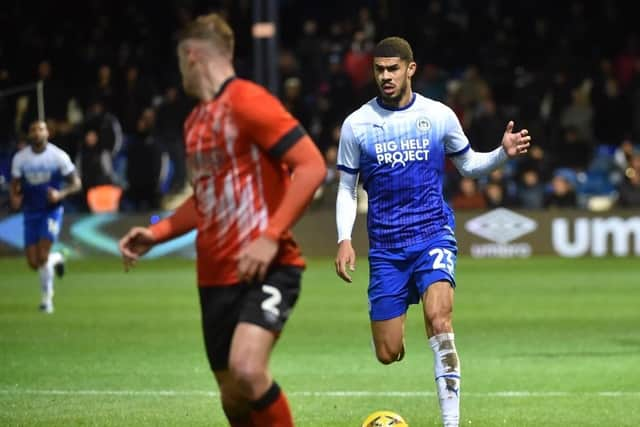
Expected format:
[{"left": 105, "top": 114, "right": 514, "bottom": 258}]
[{"left": 416, "top": 117, "right": 431, "bottom": 132}]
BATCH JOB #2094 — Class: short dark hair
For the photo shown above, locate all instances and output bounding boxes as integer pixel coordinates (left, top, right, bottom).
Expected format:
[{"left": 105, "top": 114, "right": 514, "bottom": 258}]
[{"left": 373, "top": 37, "right": 414, "bottom": 62}]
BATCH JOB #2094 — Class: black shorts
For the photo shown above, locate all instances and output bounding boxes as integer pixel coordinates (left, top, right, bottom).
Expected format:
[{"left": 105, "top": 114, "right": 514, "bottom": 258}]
[{"left": 198, "top": 266, "right": 302, "bottom": 371}]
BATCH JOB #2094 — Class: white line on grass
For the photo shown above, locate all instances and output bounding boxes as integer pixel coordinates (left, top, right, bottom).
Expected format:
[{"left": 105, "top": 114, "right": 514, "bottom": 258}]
[{"left": 0, "top": 389, "right": 638, "bottom": 398}]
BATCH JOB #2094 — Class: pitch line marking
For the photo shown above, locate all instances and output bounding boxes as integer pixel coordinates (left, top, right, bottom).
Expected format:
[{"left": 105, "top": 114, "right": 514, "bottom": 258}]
[{"left": 0, "top": 389, "right": 638, "bottom": 398}]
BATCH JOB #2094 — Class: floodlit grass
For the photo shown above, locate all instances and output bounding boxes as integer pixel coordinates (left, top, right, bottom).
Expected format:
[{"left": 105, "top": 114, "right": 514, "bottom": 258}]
[{"left": 1, "top": 256, "right": 638, "bottom": 426}]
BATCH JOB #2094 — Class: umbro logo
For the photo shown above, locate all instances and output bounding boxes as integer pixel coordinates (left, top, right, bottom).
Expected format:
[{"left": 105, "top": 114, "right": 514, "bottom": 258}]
[{"left": 465, "top": 208, "right": 537, "bottom": 244}]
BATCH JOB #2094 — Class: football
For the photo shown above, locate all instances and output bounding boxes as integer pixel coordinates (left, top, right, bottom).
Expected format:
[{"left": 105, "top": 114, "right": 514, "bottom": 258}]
[{"left": 361, "top": 410, "right": 408, "bottom": 427}]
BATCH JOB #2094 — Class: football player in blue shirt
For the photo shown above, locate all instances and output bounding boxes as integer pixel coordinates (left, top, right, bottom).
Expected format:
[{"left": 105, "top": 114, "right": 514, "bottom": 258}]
[
  {"left": 10, "top": 121, "right": 81, "bottom": 313},
  {"left": 334, "top": 37, "right": 531, "bottom": 427}
]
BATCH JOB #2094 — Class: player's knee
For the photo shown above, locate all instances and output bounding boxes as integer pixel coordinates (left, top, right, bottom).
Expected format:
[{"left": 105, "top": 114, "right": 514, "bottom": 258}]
[
  {"left": 375, "top": 343, "right": 403, "bottom": 365},
  {"left": 228, "top": 359, "right": 268, "bottom": 398},
  {"left": 26, "top": 259, "right": 39, "bottom": 270},
  {"left": 219, "top": 389, "right": 246, "bottom": 417},
  {"left": 427, "top": 312, "right": 452, "bottom": 335}
]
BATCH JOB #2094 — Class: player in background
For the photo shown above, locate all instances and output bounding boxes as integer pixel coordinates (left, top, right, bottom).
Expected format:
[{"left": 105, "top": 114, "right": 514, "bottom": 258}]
[
  {"left": 118, "top": 13, "right": 326, "bottom": 427},
  {"left": 10, "top": 120, "right": 82, "bottom": 313},
  {"left": 334, "top": 37, "right": 531, "bottom": 427}
]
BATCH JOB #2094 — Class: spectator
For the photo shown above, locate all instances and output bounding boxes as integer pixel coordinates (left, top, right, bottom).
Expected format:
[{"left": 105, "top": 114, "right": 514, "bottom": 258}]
[
  {"left": 20, "top": 61, "right": 69, "bottom": 135},
  {"left": 628, "top": 59, "right": 640, "bottom": 140},
  {"left": 553, "top": 125, "right": 593, "bottom": 171},
  {"left": 317, "top": 53, "right": 355, "bottom": 132},
  {"left": 414, "top": 63, "right": 448, "bottom": 103},
  {"left": 344, "top": 30, "right": 373, "bottom": 94},
  {"left": 517, "top": 168, "right": 545, "bottom": 209},
  {"left": 117, "top": 65, "right": 154, "bottom": 134},
  {"left": 154, "top": 86, "right": 191, "bottom": 194},
  {"left": 592, "top": 59, "right": 630, "bottom": 145},
  {"left": 544, "top": 172, "right": 577, "bottom": 209},
  {"left": 82, "top": 99, "right": 123, "bottom": 155},
  {"left": 121, "top": 108, "right": 167, "bottom": 211},
  {"left": 282, "top": 77, "right": 312, "bottom": 132},
  {"left": 618, "top": 151, "right": 640, "bottom": 207},
  {"left": 85, "top": 64, "right": 117, "bottom": 113},
  {"left": 74, "top": 129, "right": 117, "bottom": 211},
  {"left": 613, "top": 138, "right": 638, "bottom": 173},
  {"left": 559, "top": 84, "right": 594, "bottom": 144},
  {"left": 483, "top": 182, "right": 507, "bottom": 208},
  {"left": 295, "top": 19, "right": 323, "bottom": 91},
  {"left": 482, "top": 169, "right": 517, "bottom": 208},
  {"left": 451, "top": 177, "right": 486, "bottom": 210},
  {"left": 468, "top": 97, "right": 506, "bottom": 152},
  {"left": 0, "top": 68, "right": 16, "bottom": 152}
]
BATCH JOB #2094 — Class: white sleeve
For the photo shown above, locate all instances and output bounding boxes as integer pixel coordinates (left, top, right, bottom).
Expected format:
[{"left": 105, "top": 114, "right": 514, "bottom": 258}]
[
  {"left": 450, "top": 145, "right": 508, "bottom": 178},
  {"left": 443, "top": 106, "right": 471, "bottom": 156},
  {"left": 11, "top": 153, "right": 22, "bottom": 179},
  {"left": 336, "top": 171, "right": 359, "bottom": 243},
  {"left": 57, "top": 149, "right": 76, "bottom": 176},
  {"left": 336, "top": 119, "right": 360, "bottom": 174}
]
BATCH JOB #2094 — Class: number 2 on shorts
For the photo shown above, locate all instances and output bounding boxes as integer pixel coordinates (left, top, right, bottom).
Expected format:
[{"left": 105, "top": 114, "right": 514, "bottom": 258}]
[{"left": 261, "top": 285, "right": 282, "bottom": 316}]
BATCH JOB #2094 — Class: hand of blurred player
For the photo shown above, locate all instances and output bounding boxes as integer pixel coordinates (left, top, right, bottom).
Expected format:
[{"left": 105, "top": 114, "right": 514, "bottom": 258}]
[
  {"left": 335, "top": 240, "right": 356, "bottom": 283},
  {"left": 119, "top": 227, "right": 156, "bottom": 271},
  {"left": 501, "top": 121, "right": 531, "bottom": 157},
  {"left": 47, "top": 187, "right": 62, "bottom": 204},
  {"left": 236, "top": 235, "right": 279, "bottom": 283},
  {"left": 9, "top": 192, "right": 23, "bottom": 210}
]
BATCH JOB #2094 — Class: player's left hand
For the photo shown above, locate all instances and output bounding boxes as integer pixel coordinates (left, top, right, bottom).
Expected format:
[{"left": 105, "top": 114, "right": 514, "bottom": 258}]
[
  {"left": 47, "top": 187, "right": 62, "bottom": 204},
  {"left": 501, "top": 121, "right": 531, "bottom": 157},
  {"left": 236, "top": 235, "right": 279, "bottom": 284}
]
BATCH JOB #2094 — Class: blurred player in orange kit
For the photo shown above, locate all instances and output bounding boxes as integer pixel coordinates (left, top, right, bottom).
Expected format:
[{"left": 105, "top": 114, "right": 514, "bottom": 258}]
[{"left": 118, "top": 13, "right": 326, "bottom": 427}]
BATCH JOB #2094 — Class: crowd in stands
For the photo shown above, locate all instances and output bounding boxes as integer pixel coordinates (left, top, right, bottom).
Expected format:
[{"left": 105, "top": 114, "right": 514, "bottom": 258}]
[{"left": 1, "top": 0, "right": 640, "bottom": 214}]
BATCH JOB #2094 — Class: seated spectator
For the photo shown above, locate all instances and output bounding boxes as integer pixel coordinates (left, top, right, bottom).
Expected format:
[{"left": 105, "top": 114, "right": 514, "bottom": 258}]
[
  {"left": 613, "top": 138, "right": 637, "bottom": 173},
  {"left": 484, "top": 182, "right": 507, "bottom": 208},
  {"left": 544, "top": 172, "right": 578, "bottom": 208},
  {"left": 516, "top": 168, "right": 545, "bottom": 209},
  {"left": 618, "top": 151, "right": 640, "bottom": 207},
  {"left": 451, "top": 177, "right": 486, "bottom": 210}
]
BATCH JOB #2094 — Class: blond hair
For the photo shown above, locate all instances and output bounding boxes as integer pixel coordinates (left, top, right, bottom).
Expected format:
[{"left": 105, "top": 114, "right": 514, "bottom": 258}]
[{"left": 179, "top": 13, "right": 234, "bottom": 57}]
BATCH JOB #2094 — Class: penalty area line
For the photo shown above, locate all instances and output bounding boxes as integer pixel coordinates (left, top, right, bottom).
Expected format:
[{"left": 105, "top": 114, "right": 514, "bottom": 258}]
[{"left": 0, "top": 389, "right": 639, "bottom": 398}]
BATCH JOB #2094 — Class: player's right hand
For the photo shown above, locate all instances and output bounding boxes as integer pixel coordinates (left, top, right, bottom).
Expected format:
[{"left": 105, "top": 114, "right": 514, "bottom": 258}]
[
  {"left": 118, "top": 227, "right": 156, "bottom": 272},
  {"left": 335, "top": 240, "right": 356, "bottom": 283}
]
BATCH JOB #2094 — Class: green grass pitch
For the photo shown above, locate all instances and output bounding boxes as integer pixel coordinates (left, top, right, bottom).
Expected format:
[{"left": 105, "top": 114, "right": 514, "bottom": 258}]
[{"left": 1, "top": 256, "right": 639, "bottom": 426}]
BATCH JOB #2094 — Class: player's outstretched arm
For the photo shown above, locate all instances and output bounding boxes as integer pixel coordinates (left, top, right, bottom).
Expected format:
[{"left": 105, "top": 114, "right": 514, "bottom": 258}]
[
  {"left": 119, "top": 195, "right": 198, "bottom": 271},
  {"left": 451, "top": 121, "right": 532, "bottom": 178}
]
